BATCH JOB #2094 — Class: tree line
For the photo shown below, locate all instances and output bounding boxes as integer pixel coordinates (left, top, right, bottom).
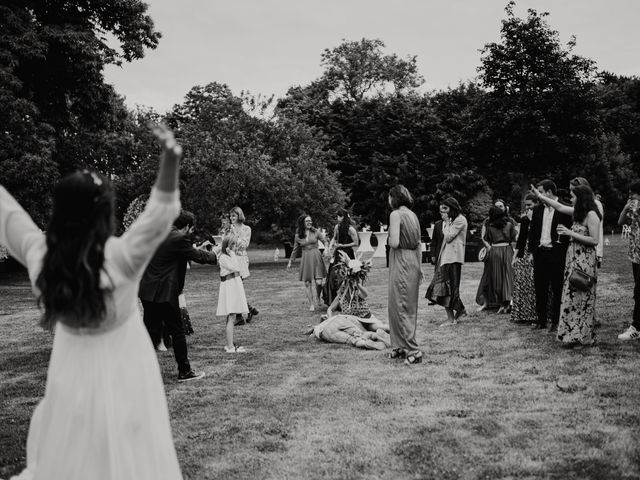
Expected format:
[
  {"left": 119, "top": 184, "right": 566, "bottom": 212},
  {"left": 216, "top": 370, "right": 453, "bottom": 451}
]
[{"left": 2, "top": 1, "right": 640, "bottom": 242}]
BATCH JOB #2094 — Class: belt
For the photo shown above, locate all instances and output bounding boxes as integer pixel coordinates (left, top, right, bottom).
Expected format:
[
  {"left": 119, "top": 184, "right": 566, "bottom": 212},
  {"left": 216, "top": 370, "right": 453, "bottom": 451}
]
[
  {"left": 220, "top": 272, "right": 240, "bottom": 282},
  {"left": 538, "top": 245, "right": 554, "bottom": 250},
  {"left": 492, "top": 243, "right": 510, "bottom": 247}
]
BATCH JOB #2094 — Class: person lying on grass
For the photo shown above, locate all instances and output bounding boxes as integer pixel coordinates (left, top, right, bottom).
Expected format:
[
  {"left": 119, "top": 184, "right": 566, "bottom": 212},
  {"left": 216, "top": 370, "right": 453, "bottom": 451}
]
[{"left": 305, "top": 313, "right": 391, "bottom": 350}]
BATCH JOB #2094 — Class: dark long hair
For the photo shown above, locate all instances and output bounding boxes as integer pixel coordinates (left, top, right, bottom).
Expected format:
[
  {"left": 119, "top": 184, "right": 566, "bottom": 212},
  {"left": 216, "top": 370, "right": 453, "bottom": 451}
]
[
  {"left": 572, "top": 184, "right": 602, "bottom": 224},
  {"left": 36, "top": 171, "right": 115, "bottom": 329},
  {"left": 296, "top": 214, "right": 314, "bottom": 239},
  {"left": 337, "top": 209, "right": 352, "bottom": 241},
  {"left": 488, "top": 206, "right": 507, "bottom": 228}
]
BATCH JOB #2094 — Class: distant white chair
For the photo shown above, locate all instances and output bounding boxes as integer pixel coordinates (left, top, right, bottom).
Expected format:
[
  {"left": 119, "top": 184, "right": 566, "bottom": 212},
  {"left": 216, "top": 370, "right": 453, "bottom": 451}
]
[{"left": 622, "top": 225, "right": 631, "bottom": 239}]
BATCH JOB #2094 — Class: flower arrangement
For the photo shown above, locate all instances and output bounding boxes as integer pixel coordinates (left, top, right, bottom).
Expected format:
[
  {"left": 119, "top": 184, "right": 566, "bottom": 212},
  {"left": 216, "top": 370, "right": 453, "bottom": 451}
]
[
  {"left": 122, "top": 194, "right": 149, "bottom": 231},
  {"left": 334, "top": 250, "right": 372, "bottom": 288},
  {"left": 0, "top": 243, "right": 8, "bottom": 261}
]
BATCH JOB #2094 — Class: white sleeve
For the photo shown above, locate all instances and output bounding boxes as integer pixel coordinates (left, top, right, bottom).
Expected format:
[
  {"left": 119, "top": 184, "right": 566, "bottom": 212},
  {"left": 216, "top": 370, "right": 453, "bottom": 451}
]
[
  {"left": 0, "top": 186, "right": 46, "bottom": 276},
  {"left": 116, "top": 188, "right": 181, "bottom": 277}
]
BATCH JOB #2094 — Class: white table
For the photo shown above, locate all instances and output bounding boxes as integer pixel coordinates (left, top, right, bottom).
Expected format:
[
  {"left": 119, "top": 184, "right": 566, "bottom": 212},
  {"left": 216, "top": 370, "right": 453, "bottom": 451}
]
[
  {"left": 357, "top": 231, "right": 374, "bottom": 253},
  {"left": 373, "top": 232, "right": 388, "bottom": 258}
]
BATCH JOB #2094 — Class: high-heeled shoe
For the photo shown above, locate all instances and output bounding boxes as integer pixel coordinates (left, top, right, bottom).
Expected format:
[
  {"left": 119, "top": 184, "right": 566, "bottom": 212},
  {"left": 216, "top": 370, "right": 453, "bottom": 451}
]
[{"left": 404, "top": 351, "right": 423, "bottom": 365}]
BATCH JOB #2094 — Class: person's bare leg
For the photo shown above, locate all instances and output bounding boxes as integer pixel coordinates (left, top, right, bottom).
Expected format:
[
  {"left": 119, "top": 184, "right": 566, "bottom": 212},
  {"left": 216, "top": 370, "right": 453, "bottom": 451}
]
[{"left": 225, "top": 315, "right": 234, "bottom": 349}]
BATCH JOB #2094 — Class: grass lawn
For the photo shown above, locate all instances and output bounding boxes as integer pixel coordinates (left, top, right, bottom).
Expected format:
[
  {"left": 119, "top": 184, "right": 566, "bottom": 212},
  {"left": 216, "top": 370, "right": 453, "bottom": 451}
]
[{"left": 1, "top": 238, "right": 639, "bottom": 479}]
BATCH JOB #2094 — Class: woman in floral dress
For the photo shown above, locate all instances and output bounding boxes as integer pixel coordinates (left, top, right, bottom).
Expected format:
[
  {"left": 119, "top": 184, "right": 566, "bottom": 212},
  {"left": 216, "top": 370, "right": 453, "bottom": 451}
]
[
  {"left": 510, "top": 193, "right": 538, "bottom": 323},
  {"left": 533, "top": 184, "right": 601, "bottom": 347}
]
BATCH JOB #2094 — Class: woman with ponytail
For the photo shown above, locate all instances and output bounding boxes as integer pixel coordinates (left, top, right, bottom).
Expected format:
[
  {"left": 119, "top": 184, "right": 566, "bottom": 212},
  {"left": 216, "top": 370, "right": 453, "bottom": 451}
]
[{"left": 2, "top": 125, "right": 186, "bottom": 479}]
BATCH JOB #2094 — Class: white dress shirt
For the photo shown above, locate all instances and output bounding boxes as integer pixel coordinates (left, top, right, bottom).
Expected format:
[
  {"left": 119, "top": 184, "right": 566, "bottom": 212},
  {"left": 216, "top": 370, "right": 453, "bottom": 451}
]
[{"left": 540, "top": 205, "right": 555, "bottom": 247}]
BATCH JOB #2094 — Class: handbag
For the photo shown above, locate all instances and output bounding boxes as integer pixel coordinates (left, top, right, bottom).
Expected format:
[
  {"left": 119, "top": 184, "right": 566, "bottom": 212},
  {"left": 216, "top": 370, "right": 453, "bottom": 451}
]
[
  {"left": 567, "top": 242, "right": 596, "bottom": 291},
  {"left": 568, "top": 268, "right": 596, "bottom": 291},
  {"left": 478, "top": 246, "right": 487, "bottom": 262}
]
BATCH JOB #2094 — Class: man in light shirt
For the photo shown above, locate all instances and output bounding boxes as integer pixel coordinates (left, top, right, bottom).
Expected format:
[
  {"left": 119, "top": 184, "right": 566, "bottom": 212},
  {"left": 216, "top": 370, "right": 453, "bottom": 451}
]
[{"left": 527, "top": 179, "right": 573, "bottom": 331}]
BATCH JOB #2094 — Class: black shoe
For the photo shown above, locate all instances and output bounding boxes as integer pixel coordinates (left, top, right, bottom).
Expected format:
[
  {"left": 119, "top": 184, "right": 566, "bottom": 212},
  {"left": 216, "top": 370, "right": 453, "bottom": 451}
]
[
  {"left": 234, "top": 314, "right": 246, "bottom": 326},
  {"left": 178, "top": 370, "right": 205, "bottom": 382},
  {"left": 249, "top": 306, "right": 259, "bottom": 316}
]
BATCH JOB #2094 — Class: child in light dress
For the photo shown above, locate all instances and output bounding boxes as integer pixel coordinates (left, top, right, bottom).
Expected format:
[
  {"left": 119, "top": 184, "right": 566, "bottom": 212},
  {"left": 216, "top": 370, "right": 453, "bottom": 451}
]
[{"left": 216, "top": 235, "right": 249, "bottom": 352}]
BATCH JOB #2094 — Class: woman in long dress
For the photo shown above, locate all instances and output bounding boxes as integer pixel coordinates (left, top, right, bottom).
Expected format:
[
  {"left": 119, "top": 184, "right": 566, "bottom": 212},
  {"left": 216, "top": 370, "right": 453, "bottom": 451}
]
[
  {"left": 229, "top": 206, "right": 258, "bottom": 325},
  {"left": 2, "top": 125, "right": 185, "bottom": 480},
  {"left": 532, "top": 184, "right": 601, "bottom": 347},
  {"left": 287, "top": 214, "right": 328, "bottom": 311},
  {"left": 387, "top": 185, "right": 423, "bottom": 365},
  {"left": 510, "top": 193, "right": 538, "bottom": 323},
  {"left": 475, "top": 206, "right": 517, "bottom": 313},
  {"left": 426, "top": 197, "right": 468, "bottom": 326}
]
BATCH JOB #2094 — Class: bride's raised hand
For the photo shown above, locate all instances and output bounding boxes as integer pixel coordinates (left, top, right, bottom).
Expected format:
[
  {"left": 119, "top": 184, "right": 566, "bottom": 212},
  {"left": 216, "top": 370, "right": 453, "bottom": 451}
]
[{"left": 151, "top": 123, "right": 182, "bottom": 159}]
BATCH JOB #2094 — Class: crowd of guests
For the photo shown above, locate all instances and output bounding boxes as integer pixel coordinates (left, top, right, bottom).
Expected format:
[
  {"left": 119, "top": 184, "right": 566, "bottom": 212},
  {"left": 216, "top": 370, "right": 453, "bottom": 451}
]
[{"left": 3, "top": 120, "right": 640, "bottom": 479}]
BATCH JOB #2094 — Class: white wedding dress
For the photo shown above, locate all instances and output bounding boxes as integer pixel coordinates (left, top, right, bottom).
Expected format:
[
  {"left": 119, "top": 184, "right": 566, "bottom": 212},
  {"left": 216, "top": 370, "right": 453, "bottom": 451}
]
[{"left": 0, "top": 186, "right": 184, "bottom": 480}]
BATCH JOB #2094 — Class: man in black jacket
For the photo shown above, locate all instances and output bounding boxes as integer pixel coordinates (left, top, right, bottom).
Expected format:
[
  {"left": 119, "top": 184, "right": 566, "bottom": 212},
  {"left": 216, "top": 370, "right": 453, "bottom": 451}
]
[
  {"left": 527, "top": 179, "right": 572, "bottom": 331},
  {"left": 139, "top": 210, "right": 217, "bottom": 381}
]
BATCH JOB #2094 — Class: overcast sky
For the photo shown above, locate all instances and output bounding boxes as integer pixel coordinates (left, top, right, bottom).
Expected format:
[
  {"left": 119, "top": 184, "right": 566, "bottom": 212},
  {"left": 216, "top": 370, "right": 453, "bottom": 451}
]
[{"left": 103, "top": 0, "right": 640, "bottom": 113}]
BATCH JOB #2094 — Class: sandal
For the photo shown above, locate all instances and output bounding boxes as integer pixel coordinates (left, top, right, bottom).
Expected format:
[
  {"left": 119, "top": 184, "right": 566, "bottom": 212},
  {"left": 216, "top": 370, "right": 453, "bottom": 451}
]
[
  {"left": 404, "top": 351, "right": 423, "bottom": 365},
  {"left": 388, "top": 348, "right": 406, "bottom": 359}
]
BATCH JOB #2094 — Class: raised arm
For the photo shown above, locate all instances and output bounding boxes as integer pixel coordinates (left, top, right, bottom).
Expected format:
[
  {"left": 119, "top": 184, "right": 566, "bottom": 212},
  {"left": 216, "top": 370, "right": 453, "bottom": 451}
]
[
  {"left": 618, "top": 200, "right": 636, "bottom": 226},
  {"left": 117, "top": 125, "right": 183, "bottom": 276},
  {"left": 443, "top": 215, "right": 465, "bottom": 243},
  {"left": 0, "top": 187, "right": 45, "bottom": 275},
  {"left": 530, "top": 185, "right": 573, "bottom": 216}
]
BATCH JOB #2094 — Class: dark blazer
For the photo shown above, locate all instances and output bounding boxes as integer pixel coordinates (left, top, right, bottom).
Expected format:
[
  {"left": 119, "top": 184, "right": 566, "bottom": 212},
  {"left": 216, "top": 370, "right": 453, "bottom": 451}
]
[
  {"left": 139, "top": 228, "right": 217, "bottom": 307},
  {"left": 527, "top": 204, "right": 572, "bottom": 256},
  {"left": 430, "top": 220, "right": 444, "bottom": 263},
  {"left": 515, "top": 216, "right": 530, "bottom": 258}
]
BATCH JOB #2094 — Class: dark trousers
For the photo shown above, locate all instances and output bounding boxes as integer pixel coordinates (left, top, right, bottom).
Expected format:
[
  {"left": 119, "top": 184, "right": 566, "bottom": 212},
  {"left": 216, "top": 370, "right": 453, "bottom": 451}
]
[
  {"left": 633, "top": 263, "right": 640, "bottom": 329},
  {"left": 141, "top": 300, "right": 191, "bottom": 374},
  {"left": 533, "top": 247, "right": 567, "bottom": 327}
]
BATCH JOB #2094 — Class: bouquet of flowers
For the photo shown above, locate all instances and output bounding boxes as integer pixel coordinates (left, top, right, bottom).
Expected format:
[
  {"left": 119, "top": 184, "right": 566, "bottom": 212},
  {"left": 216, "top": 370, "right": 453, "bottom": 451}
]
[
  {"left": 333, "top": 251, "right": 372, "bottom": 316},
  {"left": 0, "top": 243, "right": 8, "bottom": 261},
  {"left": 334, "top": 251, "right": 372, "bottom": 288}
]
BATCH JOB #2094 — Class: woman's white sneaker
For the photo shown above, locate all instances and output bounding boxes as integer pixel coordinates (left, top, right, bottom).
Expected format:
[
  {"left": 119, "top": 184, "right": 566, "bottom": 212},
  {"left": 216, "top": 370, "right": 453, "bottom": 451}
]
[{"left": 618, "top": 325, "right": 640, "bottom": 341}]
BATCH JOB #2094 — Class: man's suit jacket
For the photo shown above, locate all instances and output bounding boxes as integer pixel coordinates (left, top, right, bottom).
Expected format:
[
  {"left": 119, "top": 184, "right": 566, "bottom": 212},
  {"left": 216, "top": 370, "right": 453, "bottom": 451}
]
[
  {"left": 527, "top": 204, "right": 572, "bottom": 256},
  {"left": 139, "top": 228, "right": 217, "bottom": 308}
]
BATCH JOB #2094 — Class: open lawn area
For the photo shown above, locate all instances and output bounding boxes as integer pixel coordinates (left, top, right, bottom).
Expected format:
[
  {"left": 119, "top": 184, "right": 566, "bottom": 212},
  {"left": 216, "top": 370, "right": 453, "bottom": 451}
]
[{"left": 1, "top": 237, "right": 639, "bottom": 479}]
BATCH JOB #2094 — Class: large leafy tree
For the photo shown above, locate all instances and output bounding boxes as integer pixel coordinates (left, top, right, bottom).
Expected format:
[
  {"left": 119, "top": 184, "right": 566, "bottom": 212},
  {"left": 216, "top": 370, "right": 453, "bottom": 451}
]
[
  {"left": 320, "top": 38, "right": 424, "bottom": 103},
  {"left": 157, "top": 82, "right": 347, "bottom": 241},
  {"left": 0, "top": 0, "right": 159, "bottom": 226},
  {"left": 473, "top": 2, "right": 602, "bottom": 203}
]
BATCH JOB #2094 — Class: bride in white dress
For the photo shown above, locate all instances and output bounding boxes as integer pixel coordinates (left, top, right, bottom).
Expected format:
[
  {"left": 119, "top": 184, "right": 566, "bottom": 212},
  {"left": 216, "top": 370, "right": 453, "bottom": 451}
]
[{"left": 1, "top": 125, "right": 185, "bottom": 480}]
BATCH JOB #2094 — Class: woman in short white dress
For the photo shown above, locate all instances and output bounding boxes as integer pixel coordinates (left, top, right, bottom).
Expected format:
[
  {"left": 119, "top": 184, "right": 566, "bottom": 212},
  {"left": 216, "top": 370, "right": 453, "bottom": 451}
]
[
  {"left": 1, "top": 126, "right": 185, "bottom": 480},
  {"left": 229, "top": 206, "right": 258, "bottom": 324}
]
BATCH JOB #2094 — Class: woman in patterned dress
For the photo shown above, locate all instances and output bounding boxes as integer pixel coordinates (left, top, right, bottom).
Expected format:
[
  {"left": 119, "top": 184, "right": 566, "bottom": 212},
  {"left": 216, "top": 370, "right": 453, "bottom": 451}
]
[
  {"left": 287, "top": 214, "right": 329, "bottom": 311},
  {"left": 510, "top": 193, "right": 538, "bottom": 323},
  {"left": 229, "top": 206, "right": 258, "bottom": 325},
  {"left": 533, "top": 184, "right": 601, "bottom": 347}
]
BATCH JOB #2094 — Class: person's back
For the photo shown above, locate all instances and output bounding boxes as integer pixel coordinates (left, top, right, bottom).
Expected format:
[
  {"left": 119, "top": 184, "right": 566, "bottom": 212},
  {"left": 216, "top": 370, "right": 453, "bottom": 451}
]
[{"left": 1, "top": 125, "right": 186, "bottom": 480}]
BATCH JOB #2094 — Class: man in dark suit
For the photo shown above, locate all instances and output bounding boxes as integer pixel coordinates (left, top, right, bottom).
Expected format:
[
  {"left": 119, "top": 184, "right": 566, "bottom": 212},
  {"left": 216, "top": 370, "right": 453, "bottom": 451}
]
[
  {"left": 139, "top": 210, "right": 217, "bottom": 381},
  {"left": 527, "top": 179, "right": 572, "bottom": 330}
]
